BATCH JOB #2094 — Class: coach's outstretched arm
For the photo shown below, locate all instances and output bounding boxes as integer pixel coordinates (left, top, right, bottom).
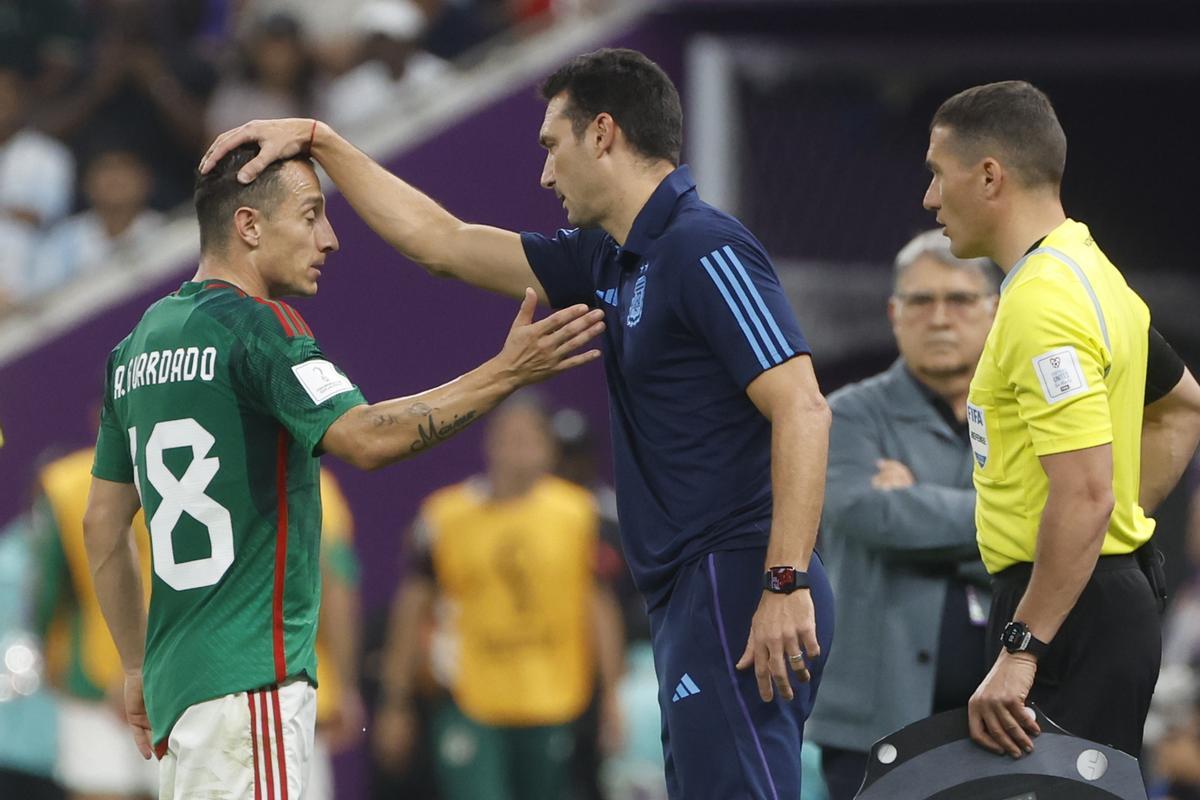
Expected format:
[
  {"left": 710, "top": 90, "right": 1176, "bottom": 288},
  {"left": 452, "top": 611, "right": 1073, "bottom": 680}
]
[
  {"left": 200, "top": 119, "right": 543, "bottom": 302},
  {"left": 321, "top": 290, "right": 602, "bottom": 471}
]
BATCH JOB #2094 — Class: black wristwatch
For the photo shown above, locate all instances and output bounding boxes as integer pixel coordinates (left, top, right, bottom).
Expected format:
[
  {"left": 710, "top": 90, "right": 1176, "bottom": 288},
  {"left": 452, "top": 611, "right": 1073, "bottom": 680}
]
[
  {"left": 763, "top": 566, "right": 811, "bottom": 594},
  {"left": 1001, "top": 620, "right": 1048, "bottom": 658}
]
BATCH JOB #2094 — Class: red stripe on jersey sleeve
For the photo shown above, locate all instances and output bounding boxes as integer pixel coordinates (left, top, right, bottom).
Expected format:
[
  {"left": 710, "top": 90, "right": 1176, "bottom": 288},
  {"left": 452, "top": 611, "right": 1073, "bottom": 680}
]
[
  {"left": 273, "top": 429, "right": 290, "bottom": 683},
  {"left": 271, "top": 688, "right": 289, "bottom": 800},
  {"left": 254, "top": 298, "right": 296, "bottom": 337},
  {"left": 248, "top": 691, "right": 263, "bottom": 800}
]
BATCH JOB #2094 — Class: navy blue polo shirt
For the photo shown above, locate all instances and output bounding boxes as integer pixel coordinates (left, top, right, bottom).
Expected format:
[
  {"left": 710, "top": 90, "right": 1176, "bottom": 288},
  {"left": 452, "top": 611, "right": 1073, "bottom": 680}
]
[{"left": 521, "top": 166, "right": 810, "bottom": 610}]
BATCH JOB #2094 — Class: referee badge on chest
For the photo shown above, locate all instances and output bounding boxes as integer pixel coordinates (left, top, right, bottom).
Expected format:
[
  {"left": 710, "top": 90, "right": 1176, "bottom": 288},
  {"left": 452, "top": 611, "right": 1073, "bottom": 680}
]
[{"left": 966, "top": 402, "right": 988, "bottom": 468}]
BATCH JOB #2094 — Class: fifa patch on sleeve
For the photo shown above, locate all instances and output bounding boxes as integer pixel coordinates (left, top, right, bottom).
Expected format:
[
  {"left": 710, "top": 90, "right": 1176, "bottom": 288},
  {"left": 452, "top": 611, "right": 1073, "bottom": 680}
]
[
  {"left": 1032, "top": 346, "right": 1088, "bottom": 404},
  {"left": 292, "top": 360, "right": 355, "bottom": 405}
]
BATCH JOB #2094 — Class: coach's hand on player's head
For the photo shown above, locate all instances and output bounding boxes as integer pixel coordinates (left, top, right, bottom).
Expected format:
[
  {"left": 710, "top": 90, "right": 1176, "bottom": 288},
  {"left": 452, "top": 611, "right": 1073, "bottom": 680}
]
[
  {"left": 496, "top": 288, "right": 604, "bottom": 386},
  {"left": 199, "top": 118, "right": 320, "bottom": 184},
  {"left": 737, "top": 589, "right": 820, "bottom": 702}
]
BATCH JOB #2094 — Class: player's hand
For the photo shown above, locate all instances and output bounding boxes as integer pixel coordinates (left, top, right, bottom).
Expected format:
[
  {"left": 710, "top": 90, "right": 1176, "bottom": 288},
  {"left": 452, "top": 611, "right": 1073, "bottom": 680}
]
[
  {"left": 736, "top": 589, "right": 820, "bottom": 702},
  {"left": 199, "top": 118, "right": 320, "bottom": 182},
  {"left": 968, "top": 652, "right": 1041, "bottom": 758},
  {"left": 872, "top": 459, "right": 915, "bottom": 490},
  {"left": 495, "top": 288, "right": 604, "bottom": 386},
  {"left": 372, "top": 702, "right": 420, "bottom": 774},
  {"left": 123, "top": 669, "right": 154, "bottom": 760}
]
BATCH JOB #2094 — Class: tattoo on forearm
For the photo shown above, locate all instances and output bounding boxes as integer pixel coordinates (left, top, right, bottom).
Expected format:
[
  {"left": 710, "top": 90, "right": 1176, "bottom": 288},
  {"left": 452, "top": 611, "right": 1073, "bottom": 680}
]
[
  {"left": 410, "top": 410, "right": 477, "bottom": 452},
  {"left": 371, "top": 402, "right": 435, "bottom": 429}
]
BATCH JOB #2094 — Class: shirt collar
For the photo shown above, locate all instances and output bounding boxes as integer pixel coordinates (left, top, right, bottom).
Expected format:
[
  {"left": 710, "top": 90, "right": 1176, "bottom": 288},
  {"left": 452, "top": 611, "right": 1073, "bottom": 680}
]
[{"left": 618, "top": 165, "right": 696, "bottom": 268}]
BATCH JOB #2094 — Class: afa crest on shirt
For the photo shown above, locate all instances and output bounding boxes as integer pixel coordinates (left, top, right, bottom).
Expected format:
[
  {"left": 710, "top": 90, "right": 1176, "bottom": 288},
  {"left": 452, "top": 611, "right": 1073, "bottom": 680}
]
[{"left": 627, "top": 274, "right": 648, "bottom": 327}]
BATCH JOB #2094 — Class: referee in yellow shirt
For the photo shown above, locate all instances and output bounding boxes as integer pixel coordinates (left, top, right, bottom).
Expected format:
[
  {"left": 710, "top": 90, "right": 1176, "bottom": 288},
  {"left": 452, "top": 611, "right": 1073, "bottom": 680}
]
[{"left": 922, "top": 80, "right": 1200, "bottom": 759}]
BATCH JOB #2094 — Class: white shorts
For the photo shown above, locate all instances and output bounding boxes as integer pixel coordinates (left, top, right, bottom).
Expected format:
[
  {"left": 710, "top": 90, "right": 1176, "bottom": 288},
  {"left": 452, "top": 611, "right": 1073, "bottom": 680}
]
[
  {"left": 56, "top": 694, "right": 160, "bottom": 795},
  {"left": 158, "top": 680, "right": 316, "bottom": 800}
]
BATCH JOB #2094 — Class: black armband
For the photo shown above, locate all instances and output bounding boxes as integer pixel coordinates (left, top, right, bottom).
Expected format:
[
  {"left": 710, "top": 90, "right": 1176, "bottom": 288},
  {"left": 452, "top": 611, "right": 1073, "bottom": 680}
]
[{"left": 1146, "top": 324, "right": 1186, "bottom": 405}]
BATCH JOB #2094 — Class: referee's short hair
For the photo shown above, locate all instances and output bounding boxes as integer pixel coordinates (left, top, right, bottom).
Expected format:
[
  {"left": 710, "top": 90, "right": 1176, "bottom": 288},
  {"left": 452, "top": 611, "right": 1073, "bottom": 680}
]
[
  {"left": 541, "top": 48, "right": 683, "bottom": 166},
  {"left": 893, "top": 229, "right": 1000, "bottom": 294},
  {"left": 931, "top": 80, "right": 1067, "bottom": 190},
  {"left": 194, "top": 144, "right": 313, "bottom": 254}
]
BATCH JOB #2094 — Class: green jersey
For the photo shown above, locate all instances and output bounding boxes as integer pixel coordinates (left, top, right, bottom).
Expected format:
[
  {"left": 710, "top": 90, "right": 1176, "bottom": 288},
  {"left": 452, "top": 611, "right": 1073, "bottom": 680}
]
[{"left": 92, "top": 279, "right": 365, "bottom": 747}]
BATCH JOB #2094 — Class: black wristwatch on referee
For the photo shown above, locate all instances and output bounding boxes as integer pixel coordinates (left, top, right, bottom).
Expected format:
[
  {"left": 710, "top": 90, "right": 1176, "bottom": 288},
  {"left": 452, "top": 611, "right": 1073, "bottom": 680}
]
[
  {"left": 763, "top": 566, "right": 810, "bottom": 594},
  {"left": 1001, "top": 620, "right": 1048, "bottom": 658}
]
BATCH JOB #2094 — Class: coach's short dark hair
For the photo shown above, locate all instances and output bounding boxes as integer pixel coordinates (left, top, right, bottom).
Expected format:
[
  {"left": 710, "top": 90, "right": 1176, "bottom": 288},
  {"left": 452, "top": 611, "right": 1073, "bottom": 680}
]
[
  {"left": 541, "top": 48, "right": 682, "bottom": 166},
  {"left": 193, "top": 144, "right": 312, "bottom": 253},
  {"left": 931, "top": 80, "right": 1067, "bottom": 188}
]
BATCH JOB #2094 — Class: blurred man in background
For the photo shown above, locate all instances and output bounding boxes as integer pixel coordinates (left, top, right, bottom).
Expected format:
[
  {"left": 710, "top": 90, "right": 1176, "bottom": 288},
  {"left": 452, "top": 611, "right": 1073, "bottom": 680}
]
[
  {"left": 321, "top": 0, "right": 450, "bottom": 132},
  {"left": 31, "top": 148, "right": 164, "bottom": 298},
  {"left": 374, "top": 396, "right": 623, "bottom": 800},
  {"left": 0, "top": 63, "right": 75, "bottom": 313},
  {"left": 808, "top": 230, "right": 997, "bottom": 799}
]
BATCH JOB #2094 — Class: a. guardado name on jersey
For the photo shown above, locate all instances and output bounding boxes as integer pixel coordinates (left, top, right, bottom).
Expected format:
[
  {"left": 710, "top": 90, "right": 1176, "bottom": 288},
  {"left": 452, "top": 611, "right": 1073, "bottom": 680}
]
[{"left": 113, "top": 346, "right": 217, "bottom": 399}]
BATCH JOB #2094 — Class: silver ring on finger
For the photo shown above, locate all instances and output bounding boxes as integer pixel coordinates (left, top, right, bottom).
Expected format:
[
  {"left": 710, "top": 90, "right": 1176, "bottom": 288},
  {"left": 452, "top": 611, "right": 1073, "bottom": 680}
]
[{"left": 788, "top": 653, "right": 805, "bottom": 663}]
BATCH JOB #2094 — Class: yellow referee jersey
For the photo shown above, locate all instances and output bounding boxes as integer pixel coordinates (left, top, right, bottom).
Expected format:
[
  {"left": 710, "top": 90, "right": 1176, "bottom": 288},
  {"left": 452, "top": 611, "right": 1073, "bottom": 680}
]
[
  {"left": 968, "top": 219, "right": 1155, "bottom": 574},
  {"left": 419, "top": 475, "right": 598, "bottom": 727}
]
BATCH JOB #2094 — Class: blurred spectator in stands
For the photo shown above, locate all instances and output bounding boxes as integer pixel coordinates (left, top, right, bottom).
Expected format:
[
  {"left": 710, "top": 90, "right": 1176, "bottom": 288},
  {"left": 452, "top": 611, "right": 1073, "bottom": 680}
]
[
  {"left": 32, "top": 448, "right": 158, "bottom": 800},
  {"left": 207, "top": 12, "right": 320, "bottom": 139},
  {"left": 808, "top": 230, "right": 999, "bottom": 800},
  {"left": 0, "top": 0, "right": 84, "bottom": 102},
  {"left": 1161, "top": 460, "right": 1200, "bottom": 670},
  {"left": 418, "top": 0, "right": 504, "bottom": 62},
  {"left": 321, "top": 0, "right": 451, "bottom": 131},
  {"left": 0, "top": 64, "right": 75, "bottom": 314},
  {"left": 29, "top": 149, "right": 163, "bottom": 299},
  {"left": 309, "top": 469, "right": 367, "bottom": 800},
  {"left": 374, "top": 395, "right": 623, "bottom": 800},
  {"left": 36, "top": 0, "right": 215, "bottom": 209}
]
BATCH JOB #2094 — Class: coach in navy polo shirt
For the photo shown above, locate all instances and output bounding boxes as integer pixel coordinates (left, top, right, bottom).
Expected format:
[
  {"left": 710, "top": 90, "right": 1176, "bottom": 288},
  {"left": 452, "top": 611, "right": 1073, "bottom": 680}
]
[{"left": 202, "top": 47, "right": 835, "bottom": 800}]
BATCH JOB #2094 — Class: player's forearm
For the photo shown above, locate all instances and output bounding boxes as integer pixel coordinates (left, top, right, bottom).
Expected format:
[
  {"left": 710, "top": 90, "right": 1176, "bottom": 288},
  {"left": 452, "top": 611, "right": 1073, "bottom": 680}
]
[
  {"left": 327, "top": 359, "right": 516, "bottom": 470},
  {"left": 764, "top": 397, "right": 831, "bottom": 569},
  {"left": 311, "top": 124, "right": 467, "bottom": 272},
  {"left": 311, "top": 124, "right": 534, "bottom": 299},
  {"left": 84, "top": 523, "right": 147, "bottom": 672},
  {"left": 1016, "top": 485, "right": 1113, "bottom": 645}
]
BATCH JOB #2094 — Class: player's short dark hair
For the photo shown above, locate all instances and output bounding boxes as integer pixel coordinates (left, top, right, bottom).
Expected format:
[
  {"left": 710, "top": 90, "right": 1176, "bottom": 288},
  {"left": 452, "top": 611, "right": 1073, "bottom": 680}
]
[
  {"left": 541, "top": 48, "right": 682, "bottom": 166},
  {"left": 193, "top": 144, "right": 312, "bottom": 253},
  {"left": 931, "top": 80, "right": 1067, "bottom": 188}
]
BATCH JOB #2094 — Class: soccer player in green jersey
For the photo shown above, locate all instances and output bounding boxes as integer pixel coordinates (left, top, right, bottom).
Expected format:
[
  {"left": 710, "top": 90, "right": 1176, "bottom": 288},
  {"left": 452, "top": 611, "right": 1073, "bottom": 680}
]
[{"left": 82, "top": 144, "right": 604, "bottom": 799}]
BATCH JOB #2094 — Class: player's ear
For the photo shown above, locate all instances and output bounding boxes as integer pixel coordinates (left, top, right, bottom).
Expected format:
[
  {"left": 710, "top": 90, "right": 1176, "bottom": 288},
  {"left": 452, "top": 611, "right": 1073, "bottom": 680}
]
[
  {"left": 980, "top": 157, "right": 1003, "bottom": 200},
  {"left": 233, "top": 206, "right": 261, "bottom": 249},
  {"left": 592, "top": 112, "right": 616, "bottom": 156}
]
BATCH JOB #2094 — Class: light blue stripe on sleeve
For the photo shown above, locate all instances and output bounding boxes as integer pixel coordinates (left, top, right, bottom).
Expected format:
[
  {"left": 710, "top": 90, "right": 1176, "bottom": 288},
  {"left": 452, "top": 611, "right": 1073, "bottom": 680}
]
[
  {"left": 722, "top": 246, "right": 795, "bottom": 358},
  {"left": 700, "top": 255, "right": 770, "bottom": 369},
  {"left": 710, "top": 248, "right": 782, "bottom": 364}
]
